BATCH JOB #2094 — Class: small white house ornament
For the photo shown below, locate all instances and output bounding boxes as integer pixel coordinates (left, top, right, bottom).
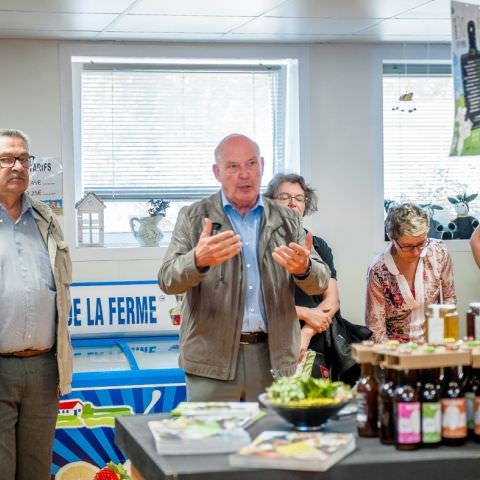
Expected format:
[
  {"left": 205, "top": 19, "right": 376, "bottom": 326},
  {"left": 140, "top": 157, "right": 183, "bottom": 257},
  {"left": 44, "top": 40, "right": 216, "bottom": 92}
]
[{"left": 75, "top": 192, "right": 106, "bottom": 247}]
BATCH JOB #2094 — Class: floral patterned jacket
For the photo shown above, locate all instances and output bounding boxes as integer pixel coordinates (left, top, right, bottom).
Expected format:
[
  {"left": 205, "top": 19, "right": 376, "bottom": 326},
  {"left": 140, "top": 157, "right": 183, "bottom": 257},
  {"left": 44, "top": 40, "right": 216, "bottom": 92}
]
[{"left": 365, "top": 240, "right": 456, "bottom": 343}]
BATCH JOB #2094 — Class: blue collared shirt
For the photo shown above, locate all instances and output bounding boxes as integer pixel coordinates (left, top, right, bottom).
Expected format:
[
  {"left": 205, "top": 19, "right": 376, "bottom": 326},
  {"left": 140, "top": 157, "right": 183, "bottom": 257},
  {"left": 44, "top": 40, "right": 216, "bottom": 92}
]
[
  {"left": 0, "top": 195, "right": 56, "bottom": 353},
  {"left": 221, "top": 191, "right": 267, "bottom": 332}
]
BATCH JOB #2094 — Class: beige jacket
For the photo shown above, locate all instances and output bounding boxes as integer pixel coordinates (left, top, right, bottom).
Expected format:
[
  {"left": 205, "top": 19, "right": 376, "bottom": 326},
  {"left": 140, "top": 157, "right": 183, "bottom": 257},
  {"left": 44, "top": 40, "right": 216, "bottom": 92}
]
[
  {"left": 31, "top": 197, "right": 73, "bottom": 395},
  {"left": 158, "top": 192, "right": 330, "bottom": 380}
]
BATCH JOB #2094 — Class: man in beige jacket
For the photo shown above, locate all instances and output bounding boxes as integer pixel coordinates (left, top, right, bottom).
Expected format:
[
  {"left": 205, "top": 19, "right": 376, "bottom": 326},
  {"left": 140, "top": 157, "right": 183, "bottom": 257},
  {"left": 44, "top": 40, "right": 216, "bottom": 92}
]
[
  {"left": 0, "top": 129, "right": 73, "bottom": 480},
  {"left": 159, "top": 134, "right": 330, "bottom": 401}
]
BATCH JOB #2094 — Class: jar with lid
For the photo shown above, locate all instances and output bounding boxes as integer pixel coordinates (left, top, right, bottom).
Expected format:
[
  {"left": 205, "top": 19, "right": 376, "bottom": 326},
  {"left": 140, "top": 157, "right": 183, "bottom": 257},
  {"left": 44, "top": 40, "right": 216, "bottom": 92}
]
[
  {"left": 443, "top": 305, "right": 459, "bottom": 341},
  {"left": 466, "top": 302, "right": 480, "bottom": 340},
  {"left": 426, "top": 304, "right": 459, "bottom": 342}
]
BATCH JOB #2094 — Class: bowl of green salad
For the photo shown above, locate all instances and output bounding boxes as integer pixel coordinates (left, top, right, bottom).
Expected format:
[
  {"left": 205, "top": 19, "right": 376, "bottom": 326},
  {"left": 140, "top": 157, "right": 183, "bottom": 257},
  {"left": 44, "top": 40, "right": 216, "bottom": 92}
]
[{"left": 259, "top": 377, "right": 354, "bottom": 431}]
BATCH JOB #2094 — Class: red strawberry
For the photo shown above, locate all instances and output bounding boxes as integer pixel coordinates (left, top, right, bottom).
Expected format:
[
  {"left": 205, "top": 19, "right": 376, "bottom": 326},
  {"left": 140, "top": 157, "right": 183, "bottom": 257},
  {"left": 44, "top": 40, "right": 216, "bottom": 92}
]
[
  {"left": 93, "top": 462, "right": 130, "bottom": 480},
  {"left": 93, "top": 466, "right": 119, "bottom": 480}
]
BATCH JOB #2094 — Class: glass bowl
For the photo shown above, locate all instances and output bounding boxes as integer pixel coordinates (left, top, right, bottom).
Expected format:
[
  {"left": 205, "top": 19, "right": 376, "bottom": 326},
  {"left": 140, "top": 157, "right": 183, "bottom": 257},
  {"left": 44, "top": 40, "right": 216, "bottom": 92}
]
[{"left": 258, "top": 393, "right": 352, "bottom": 431}]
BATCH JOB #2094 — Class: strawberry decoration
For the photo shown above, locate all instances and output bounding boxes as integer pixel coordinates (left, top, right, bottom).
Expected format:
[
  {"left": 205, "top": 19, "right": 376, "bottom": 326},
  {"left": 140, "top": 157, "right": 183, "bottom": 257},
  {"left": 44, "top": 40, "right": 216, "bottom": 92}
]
[{"left": 93, "top": 462, "right": 130, "bottom": 480}]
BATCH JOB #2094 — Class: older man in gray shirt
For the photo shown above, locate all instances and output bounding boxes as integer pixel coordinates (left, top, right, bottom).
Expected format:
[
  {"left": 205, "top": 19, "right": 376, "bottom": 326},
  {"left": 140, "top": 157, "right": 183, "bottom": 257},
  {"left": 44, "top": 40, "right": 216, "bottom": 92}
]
[{"left": 0, "top": 129, "right": 73, "bottom": 480}]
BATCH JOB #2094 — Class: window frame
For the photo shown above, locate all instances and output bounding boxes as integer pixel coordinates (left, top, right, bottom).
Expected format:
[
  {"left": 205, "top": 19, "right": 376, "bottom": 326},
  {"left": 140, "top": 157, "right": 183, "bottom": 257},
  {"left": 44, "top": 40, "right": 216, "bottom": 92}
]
[
  {"left": 382, "top": 60, "right": 473, "bottom": 252},
  {"left": 59, "top": 43, "right": 309, "bottom": 261}
]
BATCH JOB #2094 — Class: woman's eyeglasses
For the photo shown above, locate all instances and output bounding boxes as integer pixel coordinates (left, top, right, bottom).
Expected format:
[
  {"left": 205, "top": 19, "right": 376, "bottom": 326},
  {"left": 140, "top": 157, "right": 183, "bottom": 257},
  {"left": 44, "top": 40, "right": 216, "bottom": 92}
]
[
  {"left": 274, "top": 193, "right": 305, "bottom": 203},
  {"left": 394, "top": 239, "right": 430, "bottom": 252}
]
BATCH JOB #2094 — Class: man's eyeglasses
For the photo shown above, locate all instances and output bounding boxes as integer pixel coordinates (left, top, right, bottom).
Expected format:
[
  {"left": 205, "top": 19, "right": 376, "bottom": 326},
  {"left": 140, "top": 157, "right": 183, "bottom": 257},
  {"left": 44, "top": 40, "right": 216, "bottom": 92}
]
[
  {"left": 274, "top": 193, "right": 306, "bottom": 203},
  {"left": 394, "top": 239, "right": 430, "bottom": 252},
  {"left": 0, "top": 156, "right": 34, "bottom": 168}
]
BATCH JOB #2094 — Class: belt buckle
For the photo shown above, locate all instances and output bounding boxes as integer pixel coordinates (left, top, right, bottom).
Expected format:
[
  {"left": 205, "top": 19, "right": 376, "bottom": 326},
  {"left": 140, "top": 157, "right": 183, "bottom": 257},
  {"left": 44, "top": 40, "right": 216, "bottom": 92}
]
[{"left": 240, "top": 332, "right": 255, "bottom": 345}]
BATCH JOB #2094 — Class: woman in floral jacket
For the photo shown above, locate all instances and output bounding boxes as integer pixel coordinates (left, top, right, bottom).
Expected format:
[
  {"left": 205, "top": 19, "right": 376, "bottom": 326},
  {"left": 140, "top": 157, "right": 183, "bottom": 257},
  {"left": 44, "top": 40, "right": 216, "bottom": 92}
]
[{"left": 366, "top": 202, "right": 456, "bottom": 343}]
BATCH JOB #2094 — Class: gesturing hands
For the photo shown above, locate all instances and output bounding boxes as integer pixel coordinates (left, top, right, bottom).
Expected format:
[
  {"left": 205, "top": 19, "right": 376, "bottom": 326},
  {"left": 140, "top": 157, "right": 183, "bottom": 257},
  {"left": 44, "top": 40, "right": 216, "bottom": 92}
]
[
  {"left": 194, "top": 218, "right": 243, "bottom": 269},
  {"left": 272, "top": 231, "right": 313, "bottom": 276}
]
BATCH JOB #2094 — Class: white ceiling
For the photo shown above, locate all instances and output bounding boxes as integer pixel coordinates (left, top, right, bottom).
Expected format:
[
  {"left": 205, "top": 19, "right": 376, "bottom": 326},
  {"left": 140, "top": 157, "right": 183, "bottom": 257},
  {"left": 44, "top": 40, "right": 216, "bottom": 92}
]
[{"left": 0, "top": 0, "right": 457, "bottom": 43}]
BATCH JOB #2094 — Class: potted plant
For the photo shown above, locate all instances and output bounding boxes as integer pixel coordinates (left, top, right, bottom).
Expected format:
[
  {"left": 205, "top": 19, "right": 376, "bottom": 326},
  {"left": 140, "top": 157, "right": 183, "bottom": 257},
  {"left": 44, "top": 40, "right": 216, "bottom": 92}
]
[
  {"left": 147, "top": 199, "right": 170, "bottom": 217},
  {"left": 130, "top": 199, "right": 170, "bottom": 247}
]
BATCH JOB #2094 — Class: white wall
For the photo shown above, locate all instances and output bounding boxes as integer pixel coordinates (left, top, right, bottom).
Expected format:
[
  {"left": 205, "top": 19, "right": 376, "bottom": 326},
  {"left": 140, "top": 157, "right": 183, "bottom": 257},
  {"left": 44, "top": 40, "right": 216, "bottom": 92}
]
[{"left": 0, "top": 39, "right": 478, "bottom": 329}]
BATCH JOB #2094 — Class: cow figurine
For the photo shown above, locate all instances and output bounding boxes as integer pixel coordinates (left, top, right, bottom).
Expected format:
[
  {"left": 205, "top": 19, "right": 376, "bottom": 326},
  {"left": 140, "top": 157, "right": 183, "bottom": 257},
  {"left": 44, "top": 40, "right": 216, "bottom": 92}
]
[
  {"left": 446, "top": 193, "right": 479, "bottom": 239},
  {"left": 419, "top": 203, "right": 451, "bottom": 240}
]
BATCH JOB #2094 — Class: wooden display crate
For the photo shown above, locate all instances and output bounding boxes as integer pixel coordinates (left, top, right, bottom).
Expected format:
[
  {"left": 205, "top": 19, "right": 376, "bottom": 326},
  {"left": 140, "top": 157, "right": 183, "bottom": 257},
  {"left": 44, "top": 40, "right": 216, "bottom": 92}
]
[
  {"left": 352, "top": 344, "right": 389, "bottom": 365},
  {"left": 471, "top": 348, "right": 480, "bottom": 368},
  {"left": 352, "top": 343, "right": 471, "bottom": 370},
  {"left": 382, "top": 348, "right": 471, "bottom": 370}
]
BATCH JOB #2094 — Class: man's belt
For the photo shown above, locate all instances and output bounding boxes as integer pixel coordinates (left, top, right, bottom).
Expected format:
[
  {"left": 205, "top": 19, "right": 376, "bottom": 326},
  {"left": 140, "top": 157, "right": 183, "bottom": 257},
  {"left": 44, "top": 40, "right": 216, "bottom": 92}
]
[
  {"left": 240, "top": 331, "right": 268, "bottom": 345},
  {"left": 0, "top": 347, "right": 52, "bottom": 358}
]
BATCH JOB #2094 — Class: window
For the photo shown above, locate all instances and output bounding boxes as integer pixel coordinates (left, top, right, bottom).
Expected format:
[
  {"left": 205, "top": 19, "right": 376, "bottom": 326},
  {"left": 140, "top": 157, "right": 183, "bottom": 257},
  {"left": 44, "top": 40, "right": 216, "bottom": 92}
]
[
  {"left": 77, "top": 59, "right": 298, "bottom": 247},
  {"left": 383, "top": 63, "right": 480, "bottom": 239}
]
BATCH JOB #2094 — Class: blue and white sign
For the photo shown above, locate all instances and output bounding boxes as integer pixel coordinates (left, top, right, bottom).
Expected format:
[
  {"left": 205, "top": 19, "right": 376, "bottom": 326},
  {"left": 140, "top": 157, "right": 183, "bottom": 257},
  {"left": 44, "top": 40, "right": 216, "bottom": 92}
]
[{"left": 68, "top": 280, "right": 178, "bottom": 336}]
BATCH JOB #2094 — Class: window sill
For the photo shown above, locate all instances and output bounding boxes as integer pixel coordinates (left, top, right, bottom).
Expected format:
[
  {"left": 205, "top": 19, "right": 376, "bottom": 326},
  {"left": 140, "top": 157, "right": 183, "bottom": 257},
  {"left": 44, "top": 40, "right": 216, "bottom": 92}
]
[{"left": 71, "top": 231, "right": 173, "bottom": 262}]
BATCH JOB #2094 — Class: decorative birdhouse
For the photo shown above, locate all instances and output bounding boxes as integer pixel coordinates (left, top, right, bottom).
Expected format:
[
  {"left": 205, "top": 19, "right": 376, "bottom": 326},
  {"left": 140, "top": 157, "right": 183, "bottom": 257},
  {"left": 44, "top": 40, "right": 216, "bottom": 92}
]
[{"left": 75, "top": 192, "right": 106, "bottom": 247}]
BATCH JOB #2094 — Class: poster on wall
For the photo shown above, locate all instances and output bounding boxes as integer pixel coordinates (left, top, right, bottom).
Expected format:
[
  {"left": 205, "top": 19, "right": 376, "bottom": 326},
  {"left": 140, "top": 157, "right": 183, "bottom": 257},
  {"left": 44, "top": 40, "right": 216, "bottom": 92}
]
[
  {"left": 27, "top": 156, "right": 63, "bottom": 214},
  {"left": 69, "top": 280, "right": 179, "bottom": 336}
]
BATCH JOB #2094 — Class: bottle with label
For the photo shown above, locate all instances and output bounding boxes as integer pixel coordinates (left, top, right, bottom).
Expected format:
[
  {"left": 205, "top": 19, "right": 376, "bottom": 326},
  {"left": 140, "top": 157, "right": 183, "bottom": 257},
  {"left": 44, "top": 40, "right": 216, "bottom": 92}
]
[
  {"left": 474, "top": 381, "right": 480, "bottom": 443},
  {"left": 356, "top": 362, "right": 379, "bottom": 437},
  {"left": 169, "top": 294, "right": 184, "bottom": 326},
  {"left": 378, "top": 368, "right": 396, "bottom": 444},
  {"left": 466, "top": 302, "right": 480, "bottom": 340},
  {"left": 425, "top": 304, "right": 444, "bottom": 344},
  {"left": 441, "top": 366, "right": 467, "bottom": 446},
  {"left": 461, "top": 20, "right": 480, "bottom": 128},
  {"left": 465, "top": 367, "right": 480, "bottom": 438},
  {"left": 394, "top": 370, "right": 421, "bottom": 450},
  {"left": 421, "top": 369, "right": 441, "bottom": 447}
]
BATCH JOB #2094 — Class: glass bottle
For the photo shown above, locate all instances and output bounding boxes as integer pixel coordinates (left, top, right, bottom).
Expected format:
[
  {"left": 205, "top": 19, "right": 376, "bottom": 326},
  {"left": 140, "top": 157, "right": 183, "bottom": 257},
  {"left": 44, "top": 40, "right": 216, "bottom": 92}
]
[
  {"left": 441, "top": 366, "right": 467, "bottom": 446},
  {"left": 169, "top": 294, "right": 184, "bottom": 326},
  {"left": 425, "top": 304, "right": 444, "bottom": 344},
  {"left": 421, "top": 369, "right": 441, "bottom": 448},
  {"left": 394, "top": 370, "right": 421, "bottom": 450},
  {"left": 378, "top": 368, "right": 396, "bottom": 444},
  {"left": 466, "top": 302, "right": 480, "bottom": 340},
  {"left": 356, "top": 362, "right": 379, "bottom": 437},
  {"left": 465, "top": 367, "right": 480, "bottom": 438},
  {"left": 474, "top": 380, "right": 480, "bottom": 443}
]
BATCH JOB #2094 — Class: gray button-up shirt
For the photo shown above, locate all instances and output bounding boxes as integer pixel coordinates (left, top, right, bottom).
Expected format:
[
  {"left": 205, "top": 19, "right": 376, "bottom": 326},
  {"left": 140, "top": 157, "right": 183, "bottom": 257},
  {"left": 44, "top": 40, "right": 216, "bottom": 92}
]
[{"left": 0, "top": 195, "right": 56, "bottom": 353}]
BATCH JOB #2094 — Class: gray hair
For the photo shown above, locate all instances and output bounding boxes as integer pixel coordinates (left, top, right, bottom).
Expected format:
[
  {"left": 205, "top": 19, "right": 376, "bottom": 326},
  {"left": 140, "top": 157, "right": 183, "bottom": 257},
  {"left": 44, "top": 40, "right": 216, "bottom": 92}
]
[
  {"left": 385, "top": 202, "right": 429, "bottom": 240},
  {"left": 0, "top": 129, "right": 30, "bottom": 150},
  {"left": 214, "top": 133, "right": 260, "bottom": 164},
  {"left": 264, "top": 173, "right": 318, "bottom": 216}
]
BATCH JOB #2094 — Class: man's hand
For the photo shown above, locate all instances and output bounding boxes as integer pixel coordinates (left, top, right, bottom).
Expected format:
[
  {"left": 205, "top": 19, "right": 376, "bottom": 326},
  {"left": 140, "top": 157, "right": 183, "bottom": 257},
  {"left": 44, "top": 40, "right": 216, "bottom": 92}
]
[
  {"left": 296, "top": 305, "right": 333, "bottom": 333},
  {"left": 299, "top": 325, "right": 316, "bottom": 361},
  {"left": 194, "top": 218, "right": 242, "bottom": 269},
  {"left": 272, "top": 231, "right": 313, "bottom": 276}
]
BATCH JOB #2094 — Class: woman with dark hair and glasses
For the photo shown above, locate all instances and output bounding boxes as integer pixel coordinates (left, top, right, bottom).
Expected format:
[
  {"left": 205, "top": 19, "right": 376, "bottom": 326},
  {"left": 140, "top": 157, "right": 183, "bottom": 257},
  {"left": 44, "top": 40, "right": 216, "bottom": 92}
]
[
  {"left": 265, "top": 174, "right": 370, "bottom": 383},
  {"left": 366, "top": 202, "right": 456, "bottom": 343}
]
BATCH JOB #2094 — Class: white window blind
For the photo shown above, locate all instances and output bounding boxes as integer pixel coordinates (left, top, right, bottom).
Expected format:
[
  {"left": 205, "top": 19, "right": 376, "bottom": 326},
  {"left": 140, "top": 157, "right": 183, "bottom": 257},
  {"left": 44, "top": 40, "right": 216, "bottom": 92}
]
[
  {"left": 383, "top": 64, "right": 480, "bottom": 223},
  {"left": 81, "top": 64, "right": 286, "bottom": 200}
]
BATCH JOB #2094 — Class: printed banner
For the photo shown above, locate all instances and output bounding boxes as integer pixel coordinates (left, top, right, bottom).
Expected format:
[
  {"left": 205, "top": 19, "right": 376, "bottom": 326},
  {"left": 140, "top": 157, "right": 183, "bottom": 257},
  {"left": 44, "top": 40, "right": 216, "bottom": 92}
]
[
  {"left": 69, "top": 281, "right": 179, "bottom": 336},
  {"left": 451, "top": 1, "right": 480, "bottom": 155},
  {"left": 27, "top": 156, "right": 63, "bottom": 214}
]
